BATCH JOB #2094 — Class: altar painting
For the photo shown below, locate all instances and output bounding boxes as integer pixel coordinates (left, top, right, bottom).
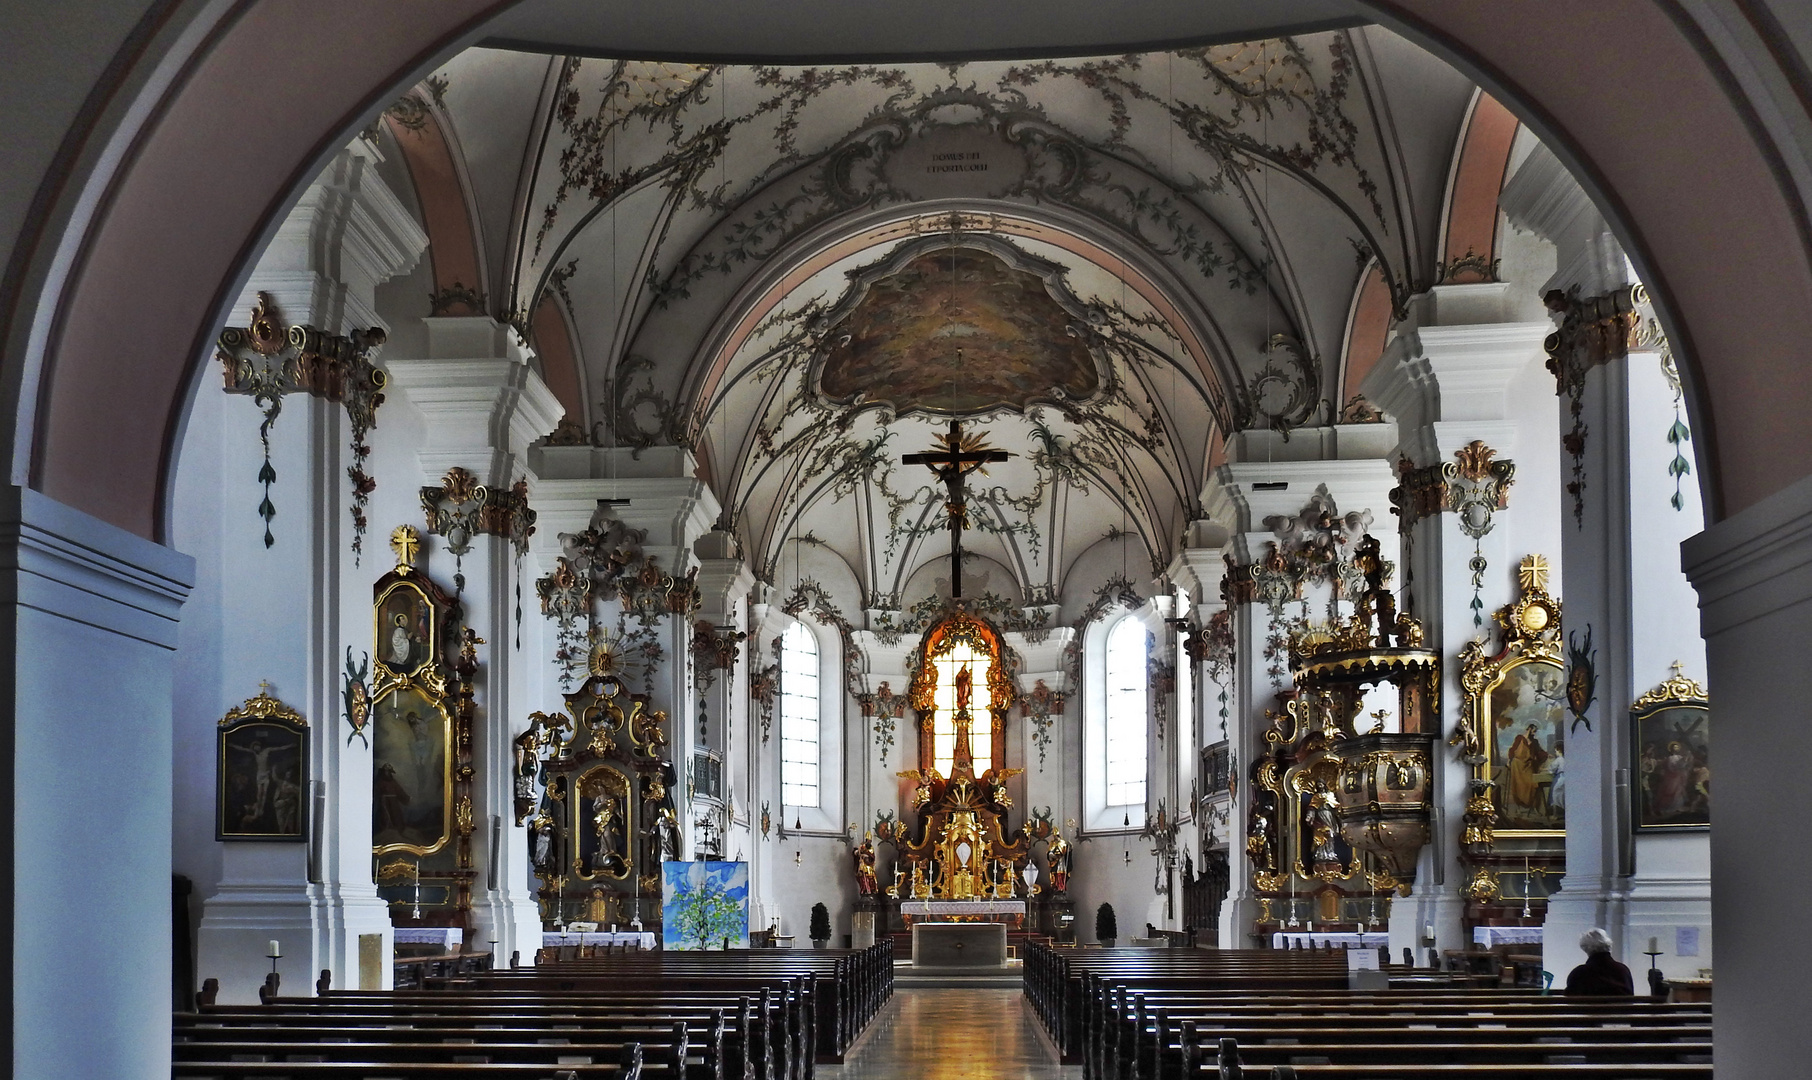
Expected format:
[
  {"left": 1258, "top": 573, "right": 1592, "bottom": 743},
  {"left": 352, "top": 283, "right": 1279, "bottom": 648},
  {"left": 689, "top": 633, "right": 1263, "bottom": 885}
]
[
  {"left": 1631, "top": 671, "right": 1710, "bottom": 831},
  {"left": 662, "top": 860, "right": 748, "bottom": 950},
  {"left": 377, "top": 585, "right": 435, "bottom": 675},
  {"left": 372, "top": 685, "right": 452, "bottom": 855},
  {"left": 1487, "top": 659, "right": 1567, "bottom": 834}
]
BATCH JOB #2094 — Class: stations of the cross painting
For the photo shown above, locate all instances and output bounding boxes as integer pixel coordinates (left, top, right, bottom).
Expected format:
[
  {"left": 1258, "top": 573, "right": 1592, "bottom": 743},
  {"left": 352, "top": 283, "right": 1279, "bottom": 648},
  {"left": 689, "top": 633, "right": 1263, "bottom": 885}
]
[{"left": 901, "top": 420, "right": 1010, "bottom": 599}]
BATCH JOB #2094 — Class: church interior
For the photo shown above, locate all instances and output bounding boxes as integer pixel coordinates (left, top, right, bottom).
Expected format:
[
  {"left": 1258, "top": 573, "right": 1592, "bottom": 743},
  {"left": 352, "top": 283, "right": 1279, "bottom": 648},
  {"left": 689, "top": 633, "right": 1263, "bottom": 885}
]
[{"left": 5, "top": 2, "right": 1812, "bottom": 1077}]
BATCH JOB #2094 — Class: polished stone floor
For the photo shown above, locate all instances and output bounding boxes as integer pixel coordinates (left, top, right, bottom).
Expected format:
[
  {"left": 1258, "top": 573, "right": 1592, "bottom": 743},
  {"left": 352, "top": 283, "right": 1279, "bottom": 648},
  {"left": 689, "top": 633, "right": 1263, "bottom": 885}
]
[{"left": 821, "top": 987, "right": 1078, "bottom": 1079}]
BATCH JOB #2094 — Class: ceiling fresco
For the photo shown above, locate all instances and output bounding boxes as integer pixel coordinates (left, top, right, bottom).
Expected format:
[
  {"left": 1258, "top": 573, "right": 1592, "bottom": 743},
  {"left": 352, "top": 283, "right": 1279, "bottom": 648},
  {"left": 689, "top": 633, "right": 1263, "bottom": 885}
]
[
  {"left": 417, "top": 28, "right": 1477, "bottom": 605},
  {"left": 814, "top": 243, "right": 1102, "bottom": 416}
]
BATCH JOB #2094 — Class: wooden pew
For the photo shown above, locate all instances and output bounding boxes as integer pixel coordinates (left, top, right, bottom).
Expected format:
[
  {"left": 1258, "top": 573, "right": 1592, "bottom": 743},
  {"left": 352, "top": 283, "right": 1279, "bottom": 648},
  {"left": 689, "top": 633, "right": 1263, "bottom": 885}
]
[
  {"left": 1019, "top": 942, "right": 1711, "bottom": 1080},
  {"left": 172, "top": 1039, "right": 650, "bottom": 1078}
]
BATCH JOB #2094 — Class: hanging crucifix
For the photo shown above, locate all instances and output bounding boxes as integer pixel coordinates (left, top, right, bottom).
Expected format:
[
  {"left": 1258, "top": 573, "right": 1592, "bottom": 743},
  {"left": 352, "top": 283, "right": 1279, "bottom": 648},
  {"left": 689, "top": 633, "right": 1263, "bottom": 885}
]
[{"left": 902, "top": 420, "right": 1010, "bottom": 599}]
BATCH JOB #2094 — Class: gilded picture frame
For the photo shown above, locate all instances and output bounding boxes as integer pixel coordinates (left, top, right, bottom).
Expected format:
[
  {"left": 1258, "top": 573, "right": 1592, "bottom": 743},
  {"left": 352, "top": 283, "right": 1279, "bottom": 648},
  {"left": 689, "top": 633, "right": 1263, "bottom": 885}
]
[
  {"left": 371, "top": 684, "right": 456, "bottom": 856},
  {"left": 1477, "top": 652, "right": 1568, "bottom": 836},
  {"left": 217, "top": 687, "right": 308, "bottom": 842},
  {"left": 1456, "top": 555, "right": 1567, "bottom": 841},
  {"left": 370, "top": 525, "right": 460, "bottom": 859},
  {"left": 1631, "top": 665, "right": 1710, "bottom": 832}
]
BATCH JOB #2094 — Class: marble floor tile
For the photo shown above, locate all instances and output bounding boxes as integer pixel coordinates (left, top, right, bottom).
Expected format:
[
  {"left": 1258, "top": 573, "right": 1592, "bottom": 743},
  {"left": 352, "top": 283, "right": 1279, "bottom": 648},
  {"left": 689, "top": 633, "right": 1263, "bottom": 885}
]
[{"left": 822, "top": 988, "right": 1080, "bottom": 1079}]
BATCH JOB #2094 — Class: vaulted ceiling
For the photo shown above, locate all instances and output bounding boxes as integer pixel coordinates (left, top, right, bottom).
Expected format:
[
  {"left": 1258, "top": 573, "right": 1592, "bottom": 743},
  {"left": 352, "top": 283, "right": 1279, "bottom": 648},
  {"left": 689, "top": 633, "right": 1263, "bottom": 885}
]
[{"left": 409, "top": 25, "right": 1482, "bottom": 605}]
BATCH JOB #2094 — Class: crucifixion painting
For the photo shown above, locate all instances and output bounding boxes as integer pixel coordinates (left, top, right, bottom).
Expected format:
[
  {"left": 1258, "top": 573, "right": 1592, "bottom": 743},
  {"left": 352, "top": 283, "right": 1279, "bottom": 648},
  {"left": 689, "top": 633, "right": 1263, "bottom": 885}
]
[{"left": 901, "top": 420, "right": 1010, "bottom": 598}]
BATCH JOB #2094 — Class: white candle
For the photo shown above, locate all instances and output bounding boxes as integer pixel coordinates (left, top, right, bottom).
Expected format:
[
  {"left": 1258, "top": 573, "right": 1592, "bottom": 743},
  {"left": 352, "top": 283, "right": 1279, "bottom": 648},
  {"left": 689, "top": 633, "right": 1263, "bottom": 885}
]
[
  {"left": 269, "top": 939, "right": 281, "bottom": 957},
  {"left": 1648, "top": 936, "right": 1659, "bottom": 953}
]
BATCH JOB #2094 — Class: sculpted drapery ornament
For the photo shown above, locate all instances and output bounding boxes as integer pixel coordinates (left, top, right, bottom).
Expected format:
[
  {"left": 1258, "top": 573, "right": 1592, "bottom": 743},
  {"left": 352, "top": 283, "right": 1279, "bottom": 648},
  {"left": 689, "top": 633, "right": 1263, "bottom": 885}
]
[
  {"left": 866, "top": 680, "right": 906, "bottom": 768},
  {"left": 217, "top": 293, "right": 388, "bottom": 557},
  {"left": 420, "top": 467, "right": 538, "bottom": 608},
  {"left": 1018, "top": 678, "right": 1064, "bottom": 771},
  {"left": 1543, "top": 283, "right": 1643, "bottom": 527}
]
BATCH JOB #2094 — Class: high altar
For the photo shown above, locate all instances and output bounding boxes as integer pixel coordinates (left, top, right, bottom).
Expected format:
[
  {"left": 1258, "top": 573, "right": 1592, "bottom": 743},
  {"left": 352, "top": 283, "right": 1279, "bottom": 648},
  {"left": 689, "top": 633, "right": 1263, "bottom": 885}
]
[{"left": 856, "top": 609, "right": 1073, "bottom": 933}]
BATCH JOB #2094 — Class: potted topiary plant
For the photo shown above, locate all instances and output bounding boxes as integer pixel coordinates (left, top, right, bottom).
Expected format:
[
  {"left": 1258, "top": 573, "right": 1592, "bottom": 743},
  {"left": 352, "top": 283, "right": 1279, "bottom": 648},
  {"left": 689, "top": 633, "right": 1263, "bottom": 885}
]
[
  {"left": 1096, "top": 902, "right": 1118, "bottom": 948},
  {"left": 809, "top": 902, "right": 832, "bottom": 949}
]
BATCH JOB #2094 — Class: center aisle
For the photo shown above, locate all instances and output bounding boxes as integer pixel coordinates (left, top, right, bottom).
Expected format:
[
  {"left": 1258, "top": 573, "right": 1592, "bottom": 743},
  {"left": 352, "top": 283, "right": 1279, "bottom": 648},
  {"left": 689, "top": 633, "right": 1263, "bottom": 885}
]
[{"left": 822, "top": 987, "right": 1075, "bottom": 1080}]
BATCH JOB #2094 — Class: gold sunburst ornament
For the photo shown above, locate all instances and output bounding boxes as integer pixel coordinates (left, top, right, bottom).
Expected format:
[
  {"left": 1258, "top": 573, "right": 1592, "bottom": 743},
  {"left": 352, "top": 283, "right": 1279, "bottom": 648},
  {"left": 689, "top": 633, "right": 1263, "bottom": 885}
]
[{"left": 587, "top": 627, "right": 643, "bottom": 682}]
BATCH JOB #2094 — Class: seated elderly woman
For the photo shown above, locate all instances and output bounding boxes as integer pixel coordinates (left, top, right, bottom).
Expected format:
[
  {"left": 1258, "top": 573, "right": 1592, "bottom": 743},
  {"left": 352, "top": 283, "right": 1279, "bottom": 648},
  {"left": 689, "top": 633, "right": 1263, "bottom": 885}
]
[{"left": 1564, "top": 927, "right": 1635, "bottom": 996}]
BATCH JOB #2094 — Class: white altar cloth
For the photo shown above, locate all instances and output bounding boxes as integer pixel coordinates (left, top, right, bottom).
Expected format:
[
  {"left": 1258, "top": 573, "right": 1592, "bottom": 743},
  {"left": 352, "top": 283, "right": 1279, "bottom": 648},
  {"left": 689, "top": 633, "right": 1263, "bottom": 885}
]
[
  {"left": 543, "top": 931, "right": 656, "bottom": 949},
  {"left": 1473, "top": 926, "right": 1543, "bottom": 948},
  {"left": 1271, "top": 931, "right": 1388, "bottom": 950},
  {"left": 900, "top": 900, "right": 1026, "bottom": 920},
  {"left": 394, "top": 928, "right": 463, "bottom": 949}
]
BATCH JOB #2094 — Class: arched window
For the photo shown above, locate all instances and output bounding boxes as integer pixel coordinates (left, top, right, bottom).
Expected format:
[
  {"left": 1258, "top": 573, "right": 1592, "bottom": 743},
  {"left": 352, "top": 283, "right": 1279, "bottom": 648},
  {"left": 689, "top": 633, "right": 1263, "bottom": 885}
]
[
  {"left": 779, "top": 621, "right": 820, "bottom": 808},
  {"left": 929, "top": 639, "right": 994, "bottom": 778},
  {"left": 1103, "top": 615, "right": 1149, "bottom": 809}
]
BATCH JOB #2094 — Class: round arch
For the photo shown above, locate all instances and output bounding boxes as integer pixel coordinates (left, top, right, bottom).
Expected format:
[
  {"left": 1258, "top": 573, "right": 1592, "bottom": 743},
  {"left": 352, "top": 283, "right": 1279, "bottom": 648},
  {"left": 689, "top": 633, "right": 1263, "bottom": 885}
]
[{"left": 6, "top": 3, "right": 1812, "bottom": 1076}]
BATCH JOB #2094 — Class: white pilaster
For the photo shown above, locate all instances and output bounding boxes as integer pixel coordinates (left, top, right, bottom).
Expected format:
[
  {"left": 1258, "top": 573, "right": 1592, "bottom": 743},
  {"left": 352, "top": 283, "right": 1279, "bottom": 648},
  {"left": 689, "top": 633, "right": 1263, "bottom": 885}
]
[
  {"left": 382, "top": 319, "right": 564, "bottom": 967},
  {"left": 1361, "top": 286, "right": 1557, "bottom": 964},
  {"left": 192, "top": 143, "right": 426, "bottom": 1002}
]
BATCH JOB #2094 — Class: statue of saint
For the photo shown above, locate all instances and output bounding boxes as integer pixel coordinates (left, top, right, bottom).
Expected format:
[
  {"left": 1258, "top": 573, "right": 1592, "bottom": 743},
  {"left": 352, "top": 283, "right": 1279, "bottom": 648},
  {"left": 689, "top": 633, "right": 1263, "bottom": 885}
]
[
  {"left": 853, "top": 833, "right": 878, "bottom": 895},
  {"left": 530, "top": 814, "right": 554, "bottom": 873},
  {"left": 954, "top": 663, "right": 973, "bottom": 715},
  {"left": 1047, "top": 832, "right": 1072, "bottom": 894},
  {"left": 1310, "top": 793, "right": 1342, "bottom": 874}
]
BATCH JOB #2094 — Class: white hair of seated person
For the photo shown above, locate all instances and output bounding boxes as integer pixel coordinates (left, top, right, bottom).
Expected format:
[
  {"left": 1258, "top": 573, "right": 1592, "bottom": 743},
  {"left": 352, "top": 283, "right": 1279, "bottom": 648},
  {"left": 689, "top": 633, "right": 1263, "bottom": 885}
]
[{"left": 1579, "top": 928, "right": 1614, "bottom": 955}]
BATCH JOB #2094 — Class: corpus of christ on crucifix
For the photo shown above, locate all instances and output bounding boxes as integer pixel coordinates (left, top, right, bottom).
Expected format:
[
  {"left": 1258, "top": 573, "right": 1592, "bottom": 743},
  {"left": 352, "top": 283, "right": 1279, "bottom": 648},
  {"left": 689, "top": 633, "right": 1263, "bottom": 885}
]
[{"left": 901, "top": 419, "right": 1011, "bottom": 599}]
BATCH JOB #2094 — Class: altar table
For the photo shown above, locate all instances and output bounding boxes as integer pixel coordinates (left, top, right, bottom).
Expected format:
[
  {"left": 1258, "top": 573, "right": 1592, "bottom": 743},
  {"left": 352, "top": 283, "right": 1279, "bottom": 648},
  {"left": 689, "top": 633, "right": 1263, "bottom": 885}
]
[
  {"left": 1271, "top": 931, "right": 1389, "bottom": 950},
  {"left": 542, "top": 931, "right": 657, "bottom": 949},
  {"left": 394, "top": 928, "right": 463, "bottom": 950},
  {"left": 912, "top": 921, "right": 1008, "bottom": 968},
  {"left": 1473, "top": 926, "right": 1543, "bottom": 948},
  {"left": 899, "top": 900, "right": 1026, "bottom": 927}
]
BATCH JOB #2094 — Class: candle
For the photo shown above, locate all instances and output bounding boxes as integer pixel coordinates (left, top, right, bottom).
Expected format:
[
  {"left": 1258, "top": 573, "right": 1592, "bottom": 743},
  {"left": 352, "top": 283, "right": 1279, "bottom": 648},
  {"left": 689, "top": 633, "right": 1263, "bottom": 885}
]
[
  {"left": 268, "top": 939, "right": 281, "bottom": 957},
  {"left": 1648, "top": 936, "right": 1659, "bottom": 953}
]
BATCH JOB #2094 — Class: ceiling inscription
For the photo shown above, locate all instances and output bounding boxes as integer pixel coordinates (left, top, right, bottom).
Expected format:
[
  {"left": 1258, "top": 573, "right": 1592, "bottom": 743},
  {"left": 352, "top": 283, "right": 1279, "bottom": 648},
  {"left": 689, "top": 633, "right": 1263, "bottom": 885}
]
[{"left": 880, "top": 124, "right": 1032, "bottom": 201}]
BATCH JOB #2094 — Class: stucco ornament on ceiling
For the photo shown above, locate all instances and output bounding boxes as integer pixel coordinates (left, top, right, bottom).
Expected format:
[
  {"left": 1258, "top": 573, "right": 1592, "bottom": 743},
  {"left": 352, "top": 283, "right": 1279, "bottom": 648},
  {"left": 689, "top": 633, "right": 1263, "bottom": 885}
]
[{"left": 814, "top": 239, "right": 1103, "bottom": 417}]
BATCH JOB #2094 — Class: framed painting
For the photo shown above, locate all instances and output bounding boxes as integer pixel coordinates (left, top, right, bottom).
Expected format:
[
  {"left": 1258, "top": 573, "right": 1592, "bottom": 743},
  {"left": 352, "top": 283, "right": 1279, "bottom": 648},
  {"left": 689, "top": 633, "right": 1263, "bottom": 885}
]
[
  {"left": 376, "top": 578, "right": 438, "bottom": 678},
  {"left": 1484, "top": 655, "right": 1568, "bottom": 835},
  {"left": 1631, "top": 665, "right": 1710, "bottom": 831},
  {"left": 371, "top": 684, "right": 454, "bottom": 856},
  {"left": 217, "top": 686, "right": 308, "bottom": 841},
  {"left": 662, "top": 860, "right": 749, "bottom": 950},
  {"left": 1457, "top": 554, "right": 1568, "bottom": 841}
]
